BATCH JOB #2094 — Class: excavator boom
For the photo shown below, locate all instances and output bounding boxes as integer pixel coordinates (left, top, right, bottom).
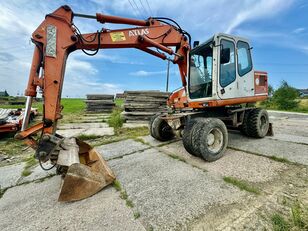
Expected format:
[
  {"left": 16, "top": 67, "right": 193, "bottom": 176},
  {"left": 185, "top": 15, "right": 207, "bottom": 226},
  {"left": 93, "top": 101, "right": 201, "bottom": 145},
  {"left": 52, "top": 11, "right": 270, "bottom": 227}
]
[{"left": 16, "top": 5, "right": 190, "bottom": 202}]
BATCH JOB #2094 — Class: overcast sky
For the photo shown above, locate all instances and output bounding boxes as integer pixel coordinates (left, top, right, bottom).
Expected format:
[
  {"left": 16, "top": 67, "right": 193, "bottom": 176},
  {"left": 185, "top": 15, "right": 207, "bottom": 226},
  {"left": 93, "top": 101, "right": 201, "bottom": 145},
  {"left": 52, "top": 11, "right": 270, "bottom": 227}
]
[{"left": 0, "top": 0, "right": 307, "bottom": 97}]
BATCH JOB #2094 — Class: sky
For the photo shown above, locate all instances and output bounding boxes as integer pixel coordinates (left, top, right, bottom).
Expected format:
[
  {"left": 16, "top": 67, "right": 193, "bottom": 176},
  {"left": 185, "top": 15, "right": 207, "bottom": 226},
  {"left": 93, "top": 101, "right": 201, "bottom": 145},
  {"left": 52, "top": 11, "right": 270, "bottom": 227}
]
[{"left": 0, "top": 0, "right": 307, "bottom": 97}]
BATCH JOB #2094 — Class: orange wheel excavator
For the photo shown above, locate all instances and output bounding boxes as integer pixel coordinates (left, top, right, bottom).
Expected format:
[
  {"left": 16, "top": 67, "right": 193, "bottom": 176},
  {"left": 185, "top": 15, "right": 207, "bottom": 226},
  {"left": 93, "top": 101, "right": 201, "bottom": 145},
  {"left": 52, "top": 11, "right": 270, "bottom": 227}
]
[{"left": 16, "top": 5, "right": 272, "bottom": 202}]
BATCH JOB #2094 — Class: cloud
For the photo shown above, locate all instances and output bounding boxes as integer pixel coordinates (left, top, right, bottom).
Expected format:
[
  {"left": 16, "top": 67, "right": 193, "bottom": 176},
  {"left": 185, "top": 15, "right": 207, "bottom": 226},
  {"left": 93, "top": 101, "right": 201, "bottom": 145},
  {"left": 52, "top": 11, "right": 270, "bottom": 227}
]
[
  {"left": 129, "top": 70, "right": 166, "bottom": 76},
  {"left": 293, "top": 27, "right": 305, "bottom": 34}
]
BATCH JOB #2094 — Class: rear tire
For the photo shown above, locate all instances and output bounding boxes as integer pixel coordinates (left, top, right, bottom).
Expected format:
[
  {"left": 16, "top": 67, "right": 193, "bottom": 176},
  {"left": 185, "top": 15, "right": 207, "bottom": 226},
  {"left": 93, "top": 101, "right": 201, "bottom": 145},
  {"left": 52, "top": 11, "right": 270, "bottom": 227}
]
[
  {"left": 182, "top": 118, "right": 207, "bottom": 157},
  {"left": 240, "top": 110, "right": 251, "bottom": 136},
  {"left": 150, "top": 114, "right": 174, "bottom": 141},
  {"left": 246, "top": 109, "right": 269, "bottom": 138},
  {"left": 197, "top": 118, "right": 228, "bottom": 162}
]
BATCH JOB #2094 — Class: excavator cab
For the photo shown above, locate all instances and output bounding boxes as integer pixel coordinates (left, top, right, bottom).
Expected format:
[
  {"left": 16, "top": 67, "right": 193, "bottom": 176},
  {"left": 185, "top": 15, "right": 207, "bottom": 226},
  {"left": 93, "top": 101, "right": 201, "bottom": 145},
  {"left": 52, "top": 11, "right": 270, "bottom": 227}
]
[{"left": 187, "top": 33, "right": 262, "bottom": 104}]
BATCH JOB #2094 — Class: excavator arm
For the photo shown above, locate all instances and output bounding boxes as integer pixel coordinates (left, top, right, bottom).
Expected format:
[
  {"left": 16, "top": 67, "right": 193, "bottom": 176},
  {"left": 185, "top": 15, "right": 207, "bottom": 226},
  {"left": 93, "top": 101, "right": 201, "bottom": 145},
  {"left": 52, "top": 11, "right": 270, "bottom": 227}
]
[{"left": 15, "top": 5, "right": 190, "bottom": 201}]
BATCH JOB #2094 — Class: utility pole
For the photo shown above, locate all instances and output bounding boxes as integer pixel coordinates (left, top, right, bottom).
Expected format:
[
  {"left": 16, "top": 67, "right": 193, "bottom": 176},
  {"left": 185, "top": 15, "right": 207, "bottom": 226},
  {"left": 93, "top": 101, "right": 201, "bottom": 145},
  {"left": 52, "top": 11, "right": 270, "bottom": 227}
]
[{"left": 166, "top": 60, "right": 170, "bottom": 92}]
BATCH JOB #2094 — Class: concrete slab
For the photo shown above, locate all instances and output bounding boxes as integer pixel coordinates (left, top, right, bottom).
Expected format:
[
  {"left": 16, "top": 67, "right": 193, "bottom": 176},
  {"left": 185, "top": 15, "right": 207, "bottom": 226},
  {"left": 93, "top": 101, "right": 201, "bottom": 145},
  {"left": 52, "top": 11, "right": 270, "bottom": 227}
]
[
  {"left": 268, "top": 133, "right": 308, "bottom": 145},
  {"left": 57, "top": 128, "right": 85, "bottom": 137},
  {"left": 58, "top": 122, "right": 109, "bottom": 130},
  {"left": 228, "top": 132, "right": 308, "bottom": 165},
  {"left": 0, "top": 163, "right": 24, "bottom": 189},
  {"left": 83, "top": 127, "right": 114, "bottom": 136},
  {"left": 123, "top": 123, "right": 148, "bottom": 128},
  {"left": 159, "top": 141, "right": 287, "bottom": 183},
  {"left": 0, "top": 177, "right": 145, "bottom": 231},
  {"left": 19, "top": 164, "right": 56, "bottom": 184},
  {"left": 96, "top": 139, "right": 149, "bottom": 160},
  {"left": 139, "top": 135, "right": 178, "bottom": 147},
  {"left": 109, "top": 148, "right": 245, "bottom": 230}
]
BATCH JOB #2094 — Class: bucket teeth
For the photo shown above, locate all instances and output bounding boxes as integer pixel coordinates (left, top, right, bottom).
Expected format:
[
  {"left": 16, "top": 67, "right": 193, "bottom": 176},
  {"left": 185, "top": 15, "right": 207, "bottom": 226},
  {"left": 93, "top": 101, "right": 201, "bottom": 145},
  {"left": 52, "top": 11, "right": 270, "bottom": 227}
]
[{"left": 58, "top": 138, "right": 115, "bottom": 202}]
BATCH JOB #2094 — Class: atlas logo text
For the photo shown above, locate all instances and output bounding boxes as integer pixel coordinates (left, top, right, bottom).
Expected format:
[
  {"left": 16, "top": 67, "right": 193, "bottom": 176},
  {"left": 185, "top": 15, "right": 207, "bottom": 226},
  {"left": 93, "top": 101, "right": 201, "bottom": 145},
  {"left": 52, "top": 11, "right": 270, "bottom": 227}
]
[{"left": 128, "top": 29, "right": 149, "bottom": 37}]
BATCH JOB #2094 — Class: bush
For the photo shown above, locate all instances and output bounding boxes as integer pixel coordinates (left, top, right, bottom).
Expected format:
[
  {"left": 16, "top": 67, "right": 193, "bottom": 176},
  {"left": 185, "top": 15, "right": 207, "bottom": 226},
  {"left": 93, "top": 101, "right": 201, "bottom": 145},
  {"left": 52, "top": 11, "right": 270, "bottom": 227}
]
[
  {"left": 272, "top": 81, "right": 299, "bottom": 110},
  {"left": 108, "top": 107, "right": 124, "bottom": 129}
]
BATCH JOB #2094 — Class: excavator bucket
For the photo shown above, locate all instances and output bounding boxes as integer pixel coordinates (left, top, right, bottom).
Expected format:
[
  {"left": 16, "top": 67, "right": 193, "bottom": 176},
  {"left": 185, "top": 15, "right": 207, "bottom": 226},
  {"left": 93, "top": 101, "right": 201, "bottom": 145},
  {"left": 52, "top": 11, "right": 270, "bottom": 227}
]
[{"left": 57, "top": 138, "right": 115, "bottom": 202}]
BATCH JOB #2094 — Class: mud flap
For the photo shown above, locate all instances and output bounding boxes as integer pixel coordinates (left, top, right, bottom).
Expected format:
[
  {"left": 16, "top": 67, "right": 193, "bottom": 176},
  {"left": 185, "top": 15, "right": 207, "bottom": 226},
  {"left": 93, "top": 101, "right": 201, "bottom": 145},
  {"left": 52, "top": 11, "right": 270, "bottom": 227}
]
[{"left": 58, "top": 138, "right": 115, "bottom": 202}]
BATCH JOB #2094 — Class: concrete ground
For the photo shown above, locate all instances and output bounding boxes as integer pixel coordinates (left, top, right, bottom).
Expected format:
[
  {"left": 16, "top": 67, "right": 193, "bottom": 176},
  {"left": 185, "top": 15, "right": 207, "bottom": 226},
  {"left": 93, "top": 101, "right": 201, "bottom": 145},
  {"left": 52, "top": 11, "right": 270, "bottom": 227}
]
[{"left": 0, "top": 111, "right": 307, "bottom": 230}]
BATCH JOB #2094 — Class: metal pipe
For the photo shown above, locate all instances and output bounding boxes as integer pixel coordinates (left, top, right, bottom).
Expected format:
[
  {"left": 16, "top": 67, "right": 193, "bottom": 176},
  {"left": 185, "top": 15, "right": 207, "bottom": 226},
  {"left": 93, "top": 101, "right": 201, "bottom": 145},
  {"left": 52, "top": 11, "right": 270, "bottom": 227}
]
[
  {"left": 21, "top": 96, "right": 33, "bottom": 131},
  {"left": 73, "top": 13, "right": 97, "bottom": 19}
]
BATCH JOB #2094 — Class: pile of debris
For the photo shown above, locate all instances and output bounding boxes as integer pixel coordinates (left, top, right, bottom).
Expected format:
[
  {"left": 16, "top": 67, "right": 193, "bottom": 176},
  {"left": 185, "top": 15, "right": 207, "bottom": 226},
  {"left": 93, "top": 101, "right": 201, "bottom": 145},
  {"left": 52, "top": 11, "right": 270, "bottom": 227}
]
[
  {"left": 85, "top": 94, "right": 115, "bottom": 113},
  {"left": 123, "top": 91, "right": 169, "bottom": 123}
]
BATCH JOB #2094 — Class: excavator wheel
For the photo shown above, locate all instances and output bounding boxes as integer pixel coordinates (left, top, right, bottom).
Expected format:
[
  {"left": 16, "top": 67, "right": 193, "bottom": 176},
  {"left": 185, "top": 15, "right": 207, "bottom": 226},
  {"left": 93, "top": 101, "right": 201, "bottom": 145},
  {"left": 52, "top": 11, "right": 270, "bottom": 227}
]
[
  {"left": 246, "top": 108, "right": 269, "bottom": 138},
  {"left": 182, "top": 118, "right": 207, "bottom": 157},
  {"left": 239, "top": 109, "right": 251, "bottom": 136},
  {"left": 150, "top": 114, "right": 174, "bottom": 141},
  {"left": 196, "top": 118, "right": 228, "bottom": 162}
]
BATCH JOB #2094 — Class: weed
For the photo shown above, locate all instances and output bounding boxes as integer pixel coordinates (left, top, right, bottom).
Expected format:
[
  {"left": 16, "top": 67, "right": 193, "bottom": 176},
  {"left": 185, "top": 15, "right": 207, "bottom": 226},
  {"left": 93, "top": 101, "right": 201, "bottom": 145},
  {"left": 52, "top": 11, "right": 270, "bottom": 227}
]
[
  {"left": 169, "top": 154, "right": 186, "bottom": 163},
  {"left": 269, "top": 156, "right": 291, "bottom": 164},
  {"left": 113, "top": 180, "right": 122, "bottom": 191},
  {"left": 21, "top": 155, "right": 37, "bottom": 177},
  {"left": 77, "top": 134, "right": 101, "bottom": 141},
  {"left": 120, "top": 190, "right": 128, "bottom": 200},
  {"left": 126, "top": 199, "right": 134, "bottom": 208},
  {"left": 0, "top": 187, "right": 8, "bottom": 199},
  {"left": 134, "top": 211, "right": 140, "bottom": 219},
  {"left": 223, "top": 176, "right": 260, "bottom": 195},
  {"left": 291, "top": 202, "right": 305, "bottom": 228},
  {"left": 108, "top": 107, "right": 124, "bottom": 129},
  {"left": 271, "top": 213, "right": 289, "bottom": 231},
  {"left": 133, "top": 137, "right": 150, "bottom": 145}
]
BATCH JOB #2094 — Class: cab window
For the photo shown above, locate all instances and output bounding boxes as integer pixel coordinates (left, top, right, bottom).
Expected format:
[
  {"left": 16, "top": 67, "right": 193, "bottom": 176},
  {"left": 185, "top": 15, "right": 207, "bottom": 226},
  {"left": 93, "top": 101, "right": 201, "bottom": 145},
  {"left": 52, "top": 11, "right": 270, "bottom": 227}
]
[
  {"left": 220, "top": 39, "right": 236, "bottom": 87},
  {"left": 237, "top": 41, "right": 252, "bottom": 76},
  {"left": 189, "top": 43, "right": 213, "bottom": 99}
]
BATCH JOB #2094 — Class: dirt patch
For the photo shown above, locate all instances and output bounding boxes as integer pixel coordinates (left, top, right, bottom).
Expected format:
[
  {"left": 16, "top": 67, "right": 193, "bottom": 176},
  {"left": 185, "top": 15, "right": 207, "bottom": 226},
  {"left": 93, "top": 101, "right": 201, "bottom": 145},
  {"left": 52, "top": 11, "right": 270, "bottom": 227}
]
[{"left": 189, "top": 164, "right": 308, "bottom": 230}]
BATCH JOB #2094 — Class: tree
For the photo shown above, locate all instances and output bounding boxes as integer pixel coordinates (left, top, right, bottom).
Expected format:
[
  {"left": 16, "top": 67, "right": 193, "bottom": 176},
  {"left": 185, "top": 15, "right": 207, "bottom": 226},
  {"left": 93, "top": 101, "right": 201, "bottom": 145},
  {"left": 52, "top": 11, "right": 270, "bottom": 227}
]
[{"left": 272, "top": 81, "right": 299, "bottom": 110}]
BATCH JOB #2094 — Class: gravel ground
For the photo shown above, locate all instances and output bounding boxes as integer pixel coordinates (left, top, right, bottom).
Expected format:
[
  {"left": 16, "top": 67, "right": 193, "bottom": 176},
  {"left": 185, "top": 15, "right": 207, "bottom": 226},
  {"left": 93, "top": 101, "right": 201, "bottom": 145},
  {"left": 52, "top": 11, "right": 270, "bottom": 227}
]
[
  {"left": 0, "top": 163, "right": 24, "bottom": 188},
  {"left": 159, "top": 141, "right": 287, "bottom": 183},
  {"left": 228, "top": 132, "right": 308, "bottom": 165},
  {"left": 109, "top": 148, "right": 245, "bottom": 230},
  {"left": 96, "top": 139, "right": 149, "bottom": 160},
  {"left": 0, "top": 177, "right": 145, "bottom": 231}
]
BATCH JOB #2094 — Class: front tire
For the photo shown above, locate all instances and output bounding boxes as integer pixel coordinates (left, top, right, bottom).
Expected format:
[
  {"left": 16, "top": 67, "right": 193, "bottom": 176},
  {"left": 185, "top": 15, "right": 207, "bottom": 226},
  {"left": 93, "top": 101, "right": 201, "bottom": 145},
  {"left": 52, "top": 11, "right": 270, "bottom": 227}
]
[{"left": 197, "top": 118, "right": 228, "bottom": 162}]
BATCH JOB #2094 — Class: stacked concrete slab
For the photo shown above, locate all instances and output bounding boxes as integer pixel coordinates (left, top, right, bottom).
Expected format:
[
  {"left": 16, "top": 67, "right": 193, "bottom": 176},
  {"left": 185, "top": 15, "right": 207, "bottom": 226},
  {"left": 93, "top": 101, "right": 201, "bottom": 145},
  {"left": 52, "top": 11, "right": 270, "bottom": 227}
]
[
  {"left": 123, "top": 91, "right": 169, "bottom": 122},
  {"left": 85, "top": 94, "right": 115, "bottom": 113}
]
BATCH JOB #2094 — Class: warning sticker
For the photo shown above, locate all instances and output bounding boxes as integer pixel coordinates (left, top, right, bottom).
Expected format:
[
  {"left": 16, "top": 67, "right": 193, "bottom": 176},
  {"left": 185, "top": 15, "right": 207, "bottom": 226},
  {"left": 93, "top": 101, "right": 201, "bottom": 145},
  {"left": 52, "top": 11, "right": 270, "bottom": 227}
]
[{"left": 110, "top": 32, "right": 126, "bottom": 42}]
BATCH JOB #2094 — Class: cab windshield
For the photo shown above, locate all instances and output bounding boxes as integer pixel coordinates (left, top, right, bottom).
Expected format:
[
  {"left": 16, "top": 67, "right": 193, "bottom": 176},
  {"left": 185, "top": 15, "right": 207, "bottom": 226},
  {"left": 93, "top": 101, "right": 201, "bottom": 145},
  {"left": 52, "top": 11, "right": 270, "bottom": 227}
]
[{"left": 189, "top": 43, "right": 213, "bottom": 99}]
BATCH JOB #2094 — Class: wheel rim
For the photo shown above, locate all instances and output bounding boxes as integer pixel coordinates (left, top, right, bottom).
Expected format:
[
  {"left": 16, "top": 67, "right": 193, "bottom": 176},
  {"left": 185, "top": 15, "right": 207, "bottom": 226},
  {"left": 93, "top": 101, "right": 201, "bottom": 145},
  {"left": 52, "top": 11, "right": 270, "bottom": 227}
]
[
  {"left": 206, "top": 128, "right": 223, "bottom": 153},
  {"left": 260, "top": 115, "right": 269, "bottom": 134}
]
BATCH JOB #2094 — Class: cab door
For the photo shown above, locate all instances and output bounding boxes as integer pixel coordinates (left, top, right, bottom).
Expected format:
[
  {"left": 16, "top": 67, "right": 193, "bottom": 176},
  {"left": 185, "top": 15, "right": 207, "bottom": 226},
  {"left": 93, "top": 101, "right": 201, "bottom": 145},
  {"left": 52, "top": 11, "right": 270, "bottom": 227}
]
[
  {"left": 217, "top": 37, "right": 238, "bottom": 99},
  {"left": 217, "top": 36, "right": 254, "bottom": 99}
]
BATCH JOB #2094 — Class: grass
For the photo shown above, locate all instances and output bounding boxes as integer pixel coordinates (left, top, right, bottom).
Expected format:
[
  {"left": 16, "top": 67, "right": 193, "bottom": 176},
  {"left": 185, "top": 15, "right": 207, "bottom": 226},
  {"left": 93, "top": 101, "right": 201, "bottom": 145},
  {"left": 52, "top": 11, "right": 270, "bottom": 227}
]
[
  {"left": 271, "top": 201, "right": 308, "bottom": 231},
  {"left": 271, "top": 214, "right": 289, "bottom": 231},
  {"left": 113, "top": 180, "right": 134, "bottom": 208},
  {"left": 134, "top": 211, "right": 140, "bottom": 219},
  {"left": 115, "top": 98, "right": 124, "bottom": 107},
  {"left": 0, "top": 134, "right": 27, "bottom": 157},
  {"left": 269, "top": 156, "right": 292, "bottom": 164},
  {"left": 113, "top": 180, "right": 122, "bottom": 191},
  {"left": 223, "top": 176, "right": 261, "bottom": 195},
  {"left": 0, "top": 187, "right": 8, "bottom": 199},
  {"left": 168, "top": 154, "right": 186, "bottom": 162},
  {"left": 88, "top": 127, "right": 149, "bottom": 147},
  {"left": 108, "top": 107, "right": 124, "bottom": 129},
  {"left": 21, "top": 155, "right": 37, "bottom": 177},
  {"left": 77, "top": 134, "right": 102, "bottom": 141},
  {"left": 258, "top": 98, "right": 308, "bottom": 113}
]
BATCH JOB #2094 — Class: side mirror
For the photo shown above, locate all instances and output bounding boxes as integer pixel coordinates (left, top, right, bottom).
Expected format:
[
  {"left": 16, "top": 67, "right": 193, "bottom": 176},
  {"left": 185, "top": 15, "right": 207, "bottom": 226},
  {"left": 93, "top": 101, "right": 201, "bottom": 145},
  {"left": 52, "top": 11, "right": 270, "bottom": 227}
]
[
  {"left": 193, "top": 41, "right": 199, "bottom": 48},
  {"left": 220, "top": 48, "right": 230, "bottom": 64}
]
